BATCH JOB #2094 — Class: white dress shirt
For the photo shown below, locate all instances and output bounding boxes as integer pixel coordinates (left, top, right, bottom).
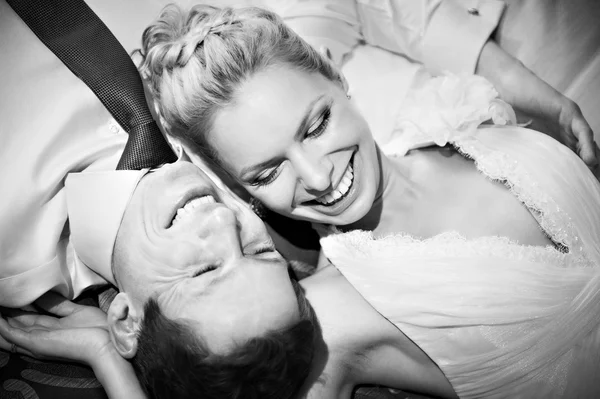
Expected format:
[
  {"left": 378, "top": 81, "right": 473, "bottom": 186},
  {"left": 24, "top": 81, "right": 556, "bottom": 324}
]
[
  {"left": 280, "top": 0, "right": 505, "bottom": 73},
  {"left": 0, "top": 0, "right": 505, "bottom": 307}
]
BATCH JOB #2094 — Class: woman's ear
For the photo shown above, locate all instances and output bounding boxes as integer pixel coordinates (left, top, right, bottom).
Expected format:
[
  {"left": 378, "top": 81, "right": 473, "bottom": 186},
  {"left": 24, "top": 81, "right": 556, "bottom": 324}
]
[
  {"left": 319, "top": 45, "right": 350, "bottom": 96},
  {"left": 107, "top": 293, "right": 142, "bottom": 359},
  {"left": 341, "top": 73, "right": 350, "bottom": 98},
  {"left": 318, "top": 45, "right": 349, "bottom": 93}
]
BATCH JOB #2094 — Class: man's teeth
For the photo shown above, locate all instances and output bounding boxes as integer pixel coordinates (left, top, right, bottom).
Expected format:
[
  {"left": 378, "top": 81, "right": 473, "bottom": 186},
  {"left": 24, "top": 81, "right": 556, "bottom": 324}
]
[
  {"left": 172, "top": 195, "right": 215, "bottom": 226},
  {"left": 316, "top": 164, "right": 354, "bottom": 205}
]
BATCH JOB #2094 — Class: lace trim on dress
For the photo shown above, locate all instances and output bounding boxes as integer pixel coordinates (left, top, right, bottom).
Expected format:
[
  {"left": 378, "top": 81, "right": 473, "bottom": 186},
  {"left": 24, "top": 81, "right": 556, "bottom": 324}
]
[
  {"left": 326, "top": 230, "right": 593, "bottom": 269},
  {"left": 385, "top": 73, "right": 584, "bottom": 256},
  {"left": 453, "top": 136, "right": 586, "bottom": 256}
]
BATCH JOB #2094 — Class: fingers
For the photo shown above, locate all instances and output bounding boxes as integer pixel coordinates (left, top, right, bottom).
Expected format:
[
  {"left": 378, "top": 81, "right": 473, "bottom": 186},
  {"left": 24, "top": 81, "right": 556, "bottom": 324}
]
[
  {"left": 0, "top": 317, "right": 37, "bottom": 358},
  {"left": 1, "top": 308, "right": 60, "bottom": 329},
  {"left": 0, "top": 325, "right": 14, "bottom": 352},
  {"left": 0, "top": 317, "right": 35, "bottom": 345},
  {"left": 0, "top": 334, "right": 35, "bottom": 358},
  {"left": 0, "top": 313, "right": 110, "bottom": 365},
  {"left": 594, "top": 143, "right": 600, "bottom": 181},
  {"left": 34, "top": 292, "right": 80, "bottom": 317},
  {"left": 0, "top": 317, "right": 66, "bottom": 361},
  {"left": 563, "top": 133, "right": 579, "bottom": 154},
  {"left": 572, "top": 119, "right": 598, "bottom": 169},
  {"left": 7, "top": 314, "right": 58, "bottom": 330},
  {"left": 561, "top": 101, "right": 598, "bottom": 169}
]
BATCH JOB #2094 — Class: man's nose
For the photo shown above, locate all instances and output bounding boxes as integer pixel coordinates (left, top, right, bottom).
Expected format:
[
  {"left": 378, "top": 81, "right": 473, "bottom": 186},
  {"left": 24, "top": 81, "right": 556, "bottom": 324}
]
[{"left": 201, "top": 206, "right": 243, "bottom": 261}]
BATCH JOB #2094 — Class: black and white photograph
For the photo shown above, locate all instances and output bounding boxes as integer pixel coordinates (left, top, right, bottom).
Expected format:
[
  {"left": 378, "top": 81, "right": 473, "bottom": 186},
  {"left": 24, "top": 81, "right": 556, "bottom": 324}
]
[{"left": 1, "top": 1, "right": 600, "bottom": 398}]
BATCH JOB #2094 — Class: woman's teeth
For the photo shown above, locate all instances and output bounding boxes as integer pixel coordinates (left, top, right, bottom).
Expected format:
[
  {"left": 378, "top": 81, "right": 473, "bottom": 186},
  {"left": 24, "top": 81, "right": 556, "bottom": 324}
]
[
  {"left": 172, "top": 195, "right": 216, "bottom": 226},
  {"left": 315, "top": 163, "right": 354, "bottom": 206}
]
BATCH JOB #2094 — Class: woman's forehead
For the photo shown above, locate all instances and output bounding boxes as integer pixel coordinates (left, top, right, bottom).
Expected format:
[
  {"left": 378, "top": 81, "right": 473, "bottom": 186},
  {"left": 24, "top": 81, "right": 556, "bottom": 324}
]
[{"left": 209, "top": 69, "right": 335, "bottom": 160}]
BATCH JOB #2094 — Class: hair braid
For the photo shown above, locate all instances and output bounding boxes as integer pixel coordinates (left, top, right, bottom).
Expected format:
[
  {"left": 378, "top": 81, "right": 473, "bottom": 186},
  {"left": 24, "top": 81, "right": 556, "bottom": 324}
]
[{"left": 137, "top": 3, "right": 343, "bottom": 167}]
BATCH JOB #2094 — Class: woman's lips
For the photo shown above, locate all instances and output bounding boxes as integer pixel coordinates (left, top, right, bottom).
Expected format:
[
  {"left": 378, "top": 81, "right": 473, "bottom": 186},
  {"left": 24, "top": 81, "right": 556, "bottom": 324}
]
[
  {"left": 312, "top": 155, "right": 355, "bottom": 206},
  {"left": 303, "top": 152, "right": 360, "bottom": 216}
]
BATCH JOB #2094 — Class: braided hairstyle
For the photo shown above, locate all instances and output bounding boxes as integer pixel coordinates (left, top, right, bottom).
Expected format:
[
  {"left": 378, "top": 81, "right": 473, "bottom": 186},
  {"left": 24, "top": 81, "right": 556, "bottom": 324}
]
[{"left": 138, "top": 3, "right": 342, "bottom": 166}]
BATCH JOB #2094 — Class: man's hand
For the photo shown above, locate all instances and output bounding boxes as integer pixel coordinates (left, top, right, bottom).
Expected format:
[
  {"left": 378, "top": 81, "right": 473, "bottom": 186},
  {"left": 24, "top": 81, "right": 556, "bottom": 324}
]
[
  {"left": 0, "top": 293, "right": 148, "bottom": 399},
  {"left": 557, "top": 100, "right": 598, "bottom": 168},
  {"left": 476, "top": 40, "right": 599, "bottom": 172},
  {"left": 0, "top": 292, "right": 113, "bottom": 366}
]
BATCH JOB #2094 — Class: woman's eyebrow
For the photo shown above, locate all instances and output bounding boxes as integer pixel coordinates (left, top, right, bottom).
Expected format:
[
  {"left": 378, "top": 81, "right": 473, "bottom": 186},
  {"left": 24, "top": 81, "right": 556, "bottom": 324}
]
[{"left": 239, "top": 94, "right": 327, "bottom": 179}]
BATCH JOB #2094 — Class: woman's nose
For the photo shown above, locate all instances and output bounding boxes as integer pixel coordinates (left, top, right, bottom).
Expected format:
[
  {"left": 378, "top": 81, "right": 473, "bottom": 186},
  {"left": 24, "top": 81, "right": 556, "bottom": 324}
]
[{"left": 294, "top": 151, "right": 333, "bottom": 193}]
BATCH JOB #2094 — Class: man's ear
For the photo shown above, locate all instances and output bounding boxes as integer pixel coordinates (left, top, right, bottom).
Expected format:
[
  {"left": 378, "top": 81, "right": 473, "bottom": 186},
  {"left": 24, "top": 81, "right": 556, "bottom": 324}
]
[{"left": 107, "top": 293, "right": 142, "bottom": 359}]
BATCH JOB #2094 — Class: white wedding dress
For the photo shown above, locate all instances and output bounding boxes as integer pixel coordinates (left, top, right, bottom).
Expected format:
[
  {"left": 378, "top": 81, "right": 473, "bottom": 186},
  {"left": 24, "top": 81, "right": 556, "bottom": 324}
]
[{"left": 321, "top": 75, "right": 600, "bottom": 398}]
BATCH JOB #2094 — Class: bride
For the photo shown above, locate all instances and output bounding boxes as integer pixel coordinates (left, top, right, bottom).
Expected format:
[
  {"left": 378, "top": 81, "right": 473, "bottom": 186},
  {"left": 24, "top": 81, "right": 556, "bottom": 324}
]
[{"left": 136, "top": 4, "right": 600, "bottom": 398}]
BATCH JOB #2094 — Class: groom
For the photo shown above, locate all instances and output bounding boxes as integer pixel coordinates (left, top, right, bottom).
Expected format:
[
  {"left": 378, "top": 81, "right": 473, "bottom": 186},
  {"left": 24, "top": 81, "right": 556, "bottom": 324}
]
[{"left": 63, "top": 161, "right": 319, "bottom": 399}]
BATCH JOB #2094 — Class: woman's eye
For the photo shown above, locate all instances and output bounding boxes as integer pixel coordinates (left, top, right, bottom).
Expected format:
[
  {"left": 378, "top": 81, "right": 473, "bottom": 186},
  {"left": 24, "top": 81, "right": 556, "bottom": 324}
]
[
  {"left": 248, "top": 106, "right": 331, "bottom": 188},
  {"left": 306, "top": 108, "right": 331, "bottom": 139},
  {"left": 251, "top": 165, "right": 282, "bottom": 187}
]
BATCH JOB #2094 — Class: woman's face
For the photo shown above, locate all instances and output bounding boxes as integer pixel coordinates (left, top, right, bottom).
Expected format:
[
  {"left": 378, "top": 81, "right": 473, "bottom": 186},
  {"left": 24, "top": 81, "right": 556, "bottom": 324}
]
[{"left": 208, "top": 64, "right": 381, "bottom": 226}]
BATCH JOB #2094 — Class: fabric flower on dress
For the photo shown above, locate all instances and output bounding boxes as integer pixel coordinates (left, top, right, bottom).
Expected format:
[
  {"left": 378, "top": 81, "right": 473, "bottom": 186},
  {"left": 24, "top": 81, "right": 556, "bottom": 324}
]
[{"left": 385, "top": 74, "right": 517, "bottom": 155}]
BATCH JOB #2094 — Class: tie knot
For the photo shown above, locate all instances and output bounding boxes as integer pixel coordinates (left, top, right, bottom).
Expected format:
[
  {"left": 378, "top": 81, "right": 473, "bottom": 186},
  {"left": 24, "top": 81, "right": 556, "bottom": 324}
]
[{"left": 117, "top": 120, "right": 177, "bottom": 170}]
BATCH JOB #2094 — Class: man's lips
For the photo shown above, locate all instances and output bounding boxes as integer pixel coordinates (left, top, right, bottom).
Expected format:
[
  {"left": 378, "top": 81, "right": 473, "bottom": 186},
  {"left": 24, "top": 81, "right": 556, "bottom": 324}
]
[
  {"left": 170, "top": 195, "right": 217, "bottom": 227},
  {"left": 167, "top": 185, "right": 218, "bottom": 228}
]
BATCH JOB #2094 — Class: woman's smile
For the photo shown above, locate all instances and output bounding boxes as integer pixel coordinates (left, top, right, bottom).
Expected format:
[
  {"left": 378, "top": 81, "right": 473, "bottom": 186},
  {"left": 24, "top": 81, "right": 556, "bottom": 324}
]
[{"left": 303, "top": 151, "right": 361, "bottom": 216}]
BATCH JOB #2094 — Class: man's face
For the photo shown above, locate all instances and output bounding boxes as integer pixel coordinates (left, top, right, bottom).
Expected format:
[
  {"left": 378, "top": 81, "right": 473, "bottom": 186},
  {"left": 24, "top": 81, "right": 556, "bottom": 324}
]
[{"left": 113, "top": 161, "right": 300, "bottom": 353}]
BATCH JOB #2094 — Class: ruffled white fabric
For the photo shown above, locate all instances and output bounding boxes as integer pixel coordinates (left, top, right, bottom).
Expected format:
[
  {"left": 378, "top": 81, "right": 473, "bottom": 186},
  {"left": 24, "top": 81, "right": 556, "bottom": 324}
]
[
  {"left": 321, "top": 75, "right": 600, "bottom": 398},
  {"left": 383, "top": 74, "right": 517, "bottom": 156}
]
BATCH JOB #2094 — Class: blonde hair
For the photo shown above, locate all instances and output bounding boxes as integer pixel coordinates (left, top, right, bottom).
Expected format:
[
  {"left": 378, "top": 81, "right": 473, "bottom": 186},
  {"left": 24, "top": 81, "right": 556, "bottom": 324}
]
[{"left": 138, "top": 4, "right": 342, "bottom": 165}]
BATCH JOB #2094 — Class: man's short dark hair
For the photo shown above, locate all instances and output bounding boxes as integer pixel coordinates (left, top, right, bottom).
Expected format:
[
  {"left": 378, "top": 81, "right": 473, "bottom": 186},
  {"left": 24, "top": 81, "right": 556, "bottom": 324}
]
[{"left": 131, "top": 279, "right": 317, "bottom": 399}]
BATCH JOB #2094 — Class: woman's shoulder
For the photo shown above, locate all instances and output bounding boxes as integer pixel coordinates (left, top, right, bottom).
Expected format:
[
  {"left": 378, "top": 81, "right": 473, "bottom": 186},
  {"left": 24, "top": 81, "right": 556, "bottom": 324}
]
[{"left": 381, "top": 73, "right": 517, "bottom": 157}]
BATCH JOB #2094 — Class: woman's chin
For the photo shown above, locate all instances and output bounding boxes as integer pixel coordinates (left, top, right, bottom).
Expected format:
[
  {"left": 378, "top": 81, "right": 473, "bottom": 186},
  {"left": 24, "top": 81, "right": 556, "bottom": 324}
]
[{"left": 296, "top": 194, "right": 374, "bottom": 227}]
